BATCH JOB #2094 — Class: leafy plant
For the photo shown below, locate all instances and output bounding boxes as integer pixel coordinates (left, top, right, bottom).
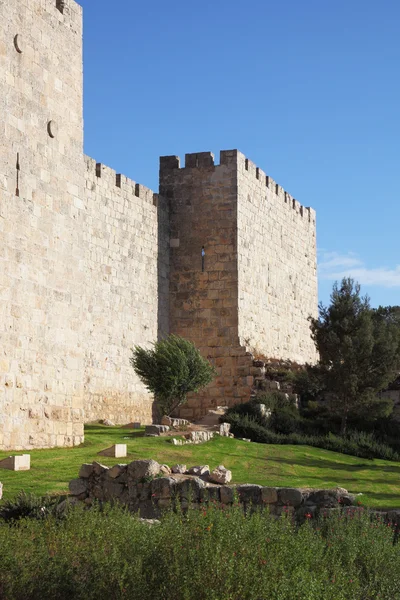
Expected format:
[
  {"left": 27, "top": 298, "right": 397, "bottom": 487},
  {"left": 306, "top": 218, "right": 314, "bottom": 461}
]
[
  {"left": 1, "top": 502, "right": 400, "bottom": 599},
  {"left": 130, "top": 335, "right": 216, "bottom": 417},
  {"left": 0, "top": 491, "right": 57, "bottom": 523}
]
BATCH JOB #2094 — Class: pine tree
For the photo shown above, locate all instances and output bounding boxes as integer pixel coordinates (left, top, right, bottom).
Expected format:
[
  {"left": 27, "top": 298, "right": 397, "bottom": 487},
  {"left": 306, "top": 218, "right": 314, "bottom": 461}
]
[{"left": 310, "top": 278, "right": 400, "bottom": 434}]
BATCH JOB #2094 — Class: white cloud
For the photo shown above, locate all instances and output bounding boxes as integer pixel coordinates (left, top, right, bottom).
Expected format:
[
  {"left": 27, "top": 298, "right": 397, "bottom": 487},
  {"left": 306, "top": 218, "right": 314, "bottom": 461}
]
[{"left": 318, "top": 251, "right": 400, "bottom": 288}]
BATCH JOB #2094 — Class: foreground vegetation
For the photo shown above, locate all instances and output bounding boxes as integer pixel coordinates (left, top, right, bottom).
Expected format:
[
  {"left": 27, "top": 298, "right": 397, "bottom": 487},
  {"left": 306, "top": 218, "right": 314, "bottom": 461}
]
[
  {"left": 1, "top": 426, "right": 400, "bottom": 508},
  {"left": 1, "top": 502, "right": 400, "bottom": 600}
]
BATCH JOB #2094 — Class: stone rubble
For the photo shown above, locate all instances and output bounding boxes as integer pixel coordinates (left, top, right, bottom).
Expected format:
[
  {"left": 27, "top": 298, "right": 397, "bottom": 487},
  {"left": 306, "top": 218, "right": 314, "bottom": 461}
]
[{"left": 161, "top": 416, "right": 190, "bottom": 428}]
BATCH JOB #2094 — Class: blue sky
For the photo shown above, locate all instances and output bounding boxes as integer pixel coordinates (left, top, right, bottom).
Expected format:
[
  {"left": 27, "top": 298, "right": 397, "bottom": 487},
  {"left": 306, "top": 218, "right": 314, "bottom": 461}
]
[{"left": 77, "top": 0, "right": 400, "bottom": 308}]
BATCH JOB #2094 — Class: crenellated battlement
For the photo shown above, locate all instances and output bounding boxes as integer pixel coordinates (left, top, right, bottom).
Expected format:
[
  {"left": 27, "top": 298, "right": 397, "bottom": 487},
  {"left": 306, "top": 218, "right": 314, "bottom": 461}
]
[
  {"left": 160, "top": 149, "right": 315, "bottom": 224},
  {"left": 85, "top": 156, "right": 158, "bottom": 207}
]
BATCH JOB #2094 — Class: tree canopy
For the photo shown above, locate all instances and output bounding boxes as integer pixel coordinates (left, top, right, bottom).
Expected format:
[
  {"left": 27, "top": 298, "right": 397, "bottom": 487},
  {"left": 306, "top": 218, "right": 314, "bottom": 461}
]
[{"left": 309, "top": 278, "right": 400, "bottom": 433}]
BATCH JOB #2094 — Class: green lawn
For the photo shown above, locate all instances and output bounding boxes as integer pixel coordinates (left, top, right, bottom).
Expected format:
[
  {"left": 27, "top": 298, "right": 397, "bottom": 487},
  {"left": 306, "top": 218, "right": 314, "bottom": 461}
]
[{"left": 1, "top": 425, "right": 400, "bottom": 508}]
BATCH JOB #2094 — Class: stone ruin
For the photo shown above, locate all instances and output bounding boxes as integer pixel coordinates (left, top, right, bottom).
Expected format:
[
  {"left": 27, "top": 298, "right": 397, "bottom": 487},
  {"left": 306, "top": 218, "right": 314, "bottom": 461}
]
[{"left": 68, "top": 458, "right": 358, "bottom": 521}]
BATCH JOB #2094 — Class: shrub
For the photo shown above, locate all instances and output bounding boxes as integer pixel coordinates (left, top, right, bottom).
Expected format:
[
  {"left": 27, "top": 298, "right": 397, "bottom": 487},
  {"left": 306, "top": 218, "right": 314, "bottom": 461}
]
[
  {"left": 130, "top": 335, "right": 216, "bottom": 417},
  {"left": 0, "top": 503, "right": 400, "bottom": 599},
  {"left": 0, "top": 491, "right": 58, "bottom": 523},
  {"left": 223, "top": 413, "right": 400, "bottom": 461}
]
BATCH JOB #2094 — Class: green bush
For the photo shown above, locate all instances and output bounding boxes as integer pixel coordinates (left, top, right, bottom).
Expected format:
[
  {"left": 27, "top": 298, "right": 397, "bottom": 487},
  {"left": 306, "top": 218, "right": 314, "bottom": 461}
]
[
  {"left": 224, "top": 413, "right": 400, "bottom": 461},
  {"left": 0, "top": 503, "right": 400, "bottom": 599},
  {"left": 130, "top": 335, "right": 216, "bottom": 417},
  {"left": 0, "top": 491, "right": 58, "bottom": 523}
]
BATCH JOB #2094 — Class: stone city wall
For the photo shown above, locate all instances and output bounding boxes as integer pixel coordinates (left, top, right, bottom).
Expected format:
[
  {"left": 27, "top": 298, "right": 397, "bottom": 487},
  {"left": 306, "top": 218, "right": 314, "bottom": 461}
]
[
  {"left": 82, "top": 157, "right": 169, "bottom": 425},
  {"left": 237, "top": 152, "right": 318, "bottom": 364},
  {"left": 0, "top": 0, "right": 85, "bottom": 450}
]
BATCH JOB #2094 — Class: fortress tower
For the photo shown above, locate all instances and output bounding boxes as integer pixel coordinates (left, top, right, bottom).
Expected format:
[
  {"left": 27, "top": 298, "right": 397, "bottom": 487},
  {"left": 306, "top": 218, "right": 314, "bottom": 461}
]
[
  {"left": 161, "top": 151, "right": 317, "bottom": 418},
  {"left": 0, "top": 0, "right": 317, "bottom": 449}
]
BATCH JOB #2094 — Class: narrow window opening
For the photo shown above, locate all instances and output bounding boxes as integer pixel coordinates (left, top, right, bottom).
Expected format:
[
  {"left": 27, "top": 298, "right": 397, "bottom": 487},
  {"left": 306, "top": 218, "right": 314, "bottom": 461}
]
[
  {"left": 201, "top": 246, "right": 205, "bottom": 272},
  {"left": 16, "top": 153, "right": 20, "bottom": 197},
  {"left": 256, "top": 167, "right": 260, "bottom": 180},
  {"left": 245, "top": 158, "right": 249, "bottom": 171}
]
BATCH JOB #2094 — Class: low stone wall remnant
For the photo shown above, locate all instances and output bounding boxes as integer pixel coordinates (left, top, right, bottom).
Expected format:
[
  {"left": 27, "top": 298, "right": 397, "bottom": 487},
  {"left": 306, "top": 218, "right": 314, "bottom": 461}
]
[{"left": 69, "top": 459, "right": 358, "bottom": 520}]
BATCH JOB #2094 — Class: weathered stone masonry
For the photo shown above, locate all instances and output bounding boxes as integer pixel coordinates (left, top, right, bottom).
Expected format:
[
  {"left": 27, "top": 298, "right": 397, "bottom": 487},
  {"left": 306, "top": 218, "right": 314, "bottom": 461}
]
[{"left": 0, "top": 0, "right": 317, "bottom": 450}]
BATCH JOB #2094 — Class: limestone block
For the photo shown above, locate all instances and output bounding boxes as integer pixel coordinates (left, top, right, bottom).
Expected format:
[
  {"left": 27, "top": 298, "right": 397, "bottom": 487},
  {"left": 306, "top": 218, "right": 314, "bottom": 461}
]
[
  {"left": 98, "top": 444, "right": 127, "bottom": 458},
  {"left": 219, "top": 422, "right": 231, "bottom": 437},
  {"left": 108, "top": 464, "right": 127, "bottom": 479},
  {"left": 171, "top": 464, "right": 187, "bottom": 474},
  {"left": 261, "top": 487, "right": 278, "bottom": 504},
  {"left": 209, "top": 465, "right": 232, "bottom": 484},
  {"left": 127, "top": 459, "right": 161, "bottom": 481},
  {"left": 145, "top": 425, "right": 169, "bottom": 436},
  {"left": 237, "top": 484, "right": 262, "bottom": 504},
  {"left": 278, "top": 488, "right": 303, "bottom": 507},
  {"left": 0, "top": 454, "right": 30, "bottom": 471},
  {"left": 79, "top": 463, "right": 94, "bottom": 478},
  {"left": 188, "top": 465, "right": 210, "bottom": 476},
  {"left": 69, "top": 478, "right": 88, "bottom": 496},
  {"left": 220, "top": 485, "right": 234, "bottom": 504},
  {"left": 151, "top": 476, "right": 177, "bottom": 499},
  {"left": 184, "top": 431, "right": 213, "bottom": 444}
]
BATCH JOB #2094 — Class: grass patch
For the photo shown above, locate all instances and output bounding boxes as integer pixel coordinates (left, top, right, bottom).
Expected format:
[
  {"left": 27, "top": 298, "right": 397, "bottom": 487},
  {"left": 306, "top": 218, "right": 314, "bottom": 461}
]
[{"left": 1, "top": 425, "right": 400, "bottom": 508}]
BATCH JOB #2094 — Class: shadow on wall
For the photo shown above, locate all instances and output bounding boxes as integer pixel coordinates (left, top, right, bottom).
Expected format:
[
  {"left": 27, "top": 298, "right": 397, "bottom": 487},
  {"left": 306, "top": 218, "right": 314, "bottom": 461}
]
[{"left": 154, "top": 193, "right": 170, "bottom": 423}]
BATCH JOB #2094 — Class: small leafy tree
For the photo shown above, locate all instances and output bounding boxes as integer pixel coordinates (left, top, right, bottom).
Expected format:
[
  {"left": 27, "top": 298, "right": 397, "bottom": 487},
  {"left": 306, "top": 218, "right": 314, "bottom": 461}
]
[
  {"left": 310, "top": 278, "right": 400, "bottom": 434},
  {"left": 130, "top": 335, "right": 216, "bottom": 417}
]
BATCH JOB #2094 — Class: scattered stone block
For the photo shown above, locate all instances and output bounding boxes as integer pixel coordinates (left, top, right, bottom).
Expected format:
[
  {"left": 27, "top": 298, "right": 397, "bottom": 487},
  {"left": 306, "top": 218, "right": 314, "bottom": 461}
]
[
  {"left": 184, "top": 431, "right": 213, "bottom": 444},
  {"left": 127, "top": 459, "right": 161, "bottom": 480},
  {"left": 101, "top": 419, "right": 115, "bottom": 426},
  {"left": 160, "top": 464, "right": 172, "bottom": 475},
  {"left": 0, "top": 454, "right": 31, "bottom": 471},
  {"left": 133, "top": 422, "right": 141, "bottom": 429},
  {"left": 161, "top": 416, "right": 190, "bottom": 428},
  {"left": 145, "top": 425, "right": 169, "bottom": 436},
  {"left": 171, "top": 464, "right": 187, "bottom": 474},
  {"left": 171, "top": 438, "right": 185, "bottom": 445},
  {"left": 219, "top": 422, "right": 231, "bottom": 437},
  {"left": 209, "top": 465, "right": 232, "bottom": 484},
  {"left": 257, "top": 404, "right": 272, "bottom": 419},
  {"left": 188, "top": 465, "right": 210, "bottom": 476},
  {"left": 98, "top": 444, "right": 127, "bottom": 458}
]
